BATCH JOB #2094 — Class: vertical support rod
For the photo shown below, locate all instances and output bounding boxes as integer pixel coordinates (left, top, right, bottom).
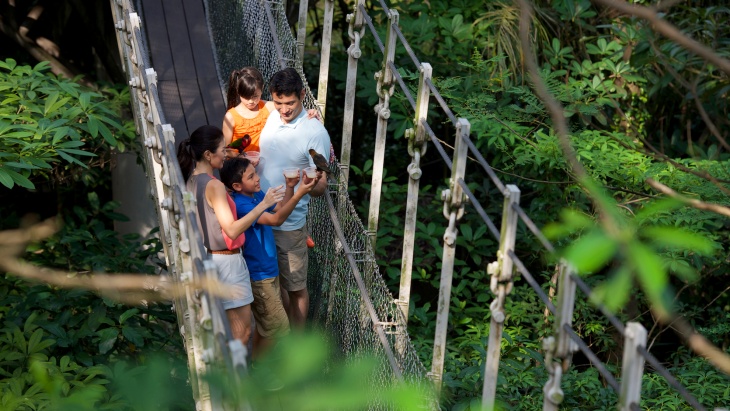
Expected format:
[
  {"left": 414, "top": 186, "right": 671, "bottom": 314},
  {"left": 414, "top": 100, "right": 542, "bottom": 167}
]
[
  {"left": 482, "top": 184, "right": 521, "bottom": 410},
  {"left": 316, "top": 0, "right": 334, "bottom": 118},
  {"left": 398, "top": 63, "right": 432, "bottom": 322},
  {"left": 295, "top": 0, "right": 308, "bottom": 64},
  {"left": 367, "top": 9, "right": 399, "bottom": 250},
  {"left": 619, "top": 322, "right": 647, "bottom": 411},
  {"left": 430, "top": 118, "right": 470, "bottom": 394},
  {"left": 339, "top": 0, "right": 365, "bottom": 186},
  {"left": 555, "top": 261, "right": 576, "bottom": 359},
  {"left": 542, "top": 261, "right": 576, "bottom": 411}
]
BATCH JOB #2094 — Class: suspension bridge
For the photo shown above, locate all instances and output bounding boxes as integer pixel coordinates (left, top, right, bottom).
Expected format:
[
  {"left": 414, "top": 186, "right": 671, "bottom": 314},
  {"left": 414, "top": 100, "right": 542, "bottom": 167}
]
[{"left": 108, "top": 0, "right": 725, "bottom": 410}]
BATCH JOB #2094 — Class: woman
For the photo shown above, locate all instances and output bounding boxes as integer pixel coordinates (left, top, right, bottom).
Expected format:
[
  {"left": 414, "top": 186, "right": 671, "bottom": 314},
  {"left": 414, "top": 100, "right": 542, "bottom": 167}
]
[{"left": 177, "top": 124, "right": 284, "bottom": 346}]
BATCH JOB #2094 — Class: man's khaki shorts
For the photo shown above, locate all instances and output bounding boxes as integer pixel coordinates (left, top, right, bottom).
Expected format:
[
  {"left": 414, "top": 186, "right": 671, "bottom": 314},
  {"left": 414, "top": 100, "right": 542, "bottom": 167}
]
[
  {"left": 251, "top": 276, "right": 290, "bottom": 338},
  {"left": 273, "top": 227, "right": 308, "bottom": 292}
]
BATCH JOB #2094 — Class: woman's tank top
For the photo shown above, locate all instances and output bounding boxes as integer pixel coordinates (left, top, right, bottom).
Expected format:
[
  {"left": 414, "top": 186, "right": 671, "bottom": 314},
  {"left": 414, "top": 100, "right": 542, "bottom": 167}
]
[
  {"left": 187, "top": 173, "right": 228, "bottom": 251},
  {"left": 228, "top": 101, "right": 269, "bottom": 152}
]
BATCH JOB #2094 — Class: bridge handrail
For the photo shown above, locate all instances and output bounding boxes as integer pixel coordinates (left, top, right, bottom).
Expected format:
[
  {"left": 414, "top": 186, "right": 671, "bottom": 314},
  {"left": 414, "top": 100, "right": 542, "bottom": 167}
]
[
  {"left": 109, "top": 1, "right": 246, "bottom": 409},
  {"left": 349, "top": 1, "right": 714, "bottom": 410}
]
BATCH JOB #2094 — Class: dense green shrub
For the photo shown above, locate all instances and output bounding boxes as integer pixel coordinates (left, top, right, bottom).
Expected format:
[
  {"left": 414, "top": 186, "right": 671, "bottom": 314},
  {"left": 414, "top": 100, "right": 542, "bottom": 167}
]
[{"left": 0, "top": 59, "right": 191, "bottom": 409}]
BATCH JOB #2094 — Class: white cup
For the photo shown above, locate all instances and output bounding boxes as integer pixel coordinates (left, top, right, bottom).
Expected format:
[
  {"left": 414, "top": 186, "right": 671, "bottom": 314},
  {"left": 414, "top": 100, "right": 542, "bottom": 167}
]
[
  {"left": 283, "top": 167, "right": 299, "bottom": 178},
  {"left": 303, "top": 166, "right": 317, "bottom": 178}
]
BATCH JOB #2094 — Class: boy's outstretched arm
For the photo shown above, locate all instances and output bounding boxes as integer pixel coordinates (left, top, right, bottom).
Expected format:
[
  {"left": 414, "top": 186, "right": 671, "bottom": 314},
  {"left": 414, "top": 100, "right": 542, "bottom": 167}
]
[{"left": 258, "top": 172, "right": 316, "bottom": 226}]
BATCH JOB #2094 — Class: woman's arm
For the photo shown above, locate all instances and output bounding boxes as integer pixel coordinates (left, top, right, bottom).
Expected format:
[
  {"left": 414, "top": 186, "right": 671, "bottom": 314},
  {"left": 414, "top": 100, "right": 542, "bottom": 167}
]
[{"left": 206, "top": 180, "right": 284, "bottom": 238}]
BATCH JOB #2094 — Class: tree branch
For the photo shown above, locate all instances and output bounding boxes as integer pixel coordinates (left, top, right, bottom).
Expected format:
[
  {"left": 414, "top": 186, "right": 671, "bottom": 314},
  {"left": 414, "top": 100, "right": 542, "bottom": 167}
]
[
  {"left": 647, "top": 40, "right": 730, "bottom": 153},
  {"left": 592, "top": 0, "right": 730, "bottom": 76},
  {"left": 646, "top": 178, "right": 730, "bottom": 217},
  {"left": 0, "top": 218, "right": 233, "bottom": 304},
  {"left": 0, "top": 17, "right": 94, "bottom": 89}
]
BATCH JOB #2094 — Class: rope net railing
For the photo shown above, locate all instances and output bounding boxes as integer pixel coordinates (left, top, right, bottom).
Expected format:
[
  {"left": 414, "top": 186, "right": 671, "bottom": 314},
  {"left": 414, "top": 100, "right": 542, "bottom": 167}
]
[{"left": 205, "top": 0, "right": 320, "bottom": 113}]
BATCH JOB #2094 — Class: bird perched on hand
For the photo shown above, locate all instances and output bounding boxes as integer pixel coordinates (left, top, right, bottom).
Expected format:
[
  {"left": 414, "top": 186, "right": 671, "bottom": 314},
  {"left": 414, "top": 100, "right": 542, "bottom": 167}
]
[
  {"left": 309, "top": 148, "right": 332, "bottom": 178},
  {"left": 229, "top": 134, "right": 251, "bottom": 150}
]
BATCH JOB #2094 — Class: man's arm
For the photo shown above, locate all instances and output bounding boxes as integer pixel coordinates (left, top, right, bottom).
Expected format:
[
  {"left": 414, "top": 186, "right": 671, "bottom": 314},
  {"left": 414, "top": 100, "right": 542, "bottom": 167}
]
[
  {"left": 308, "top": 172, "right": 328, "bottom": 197},
  {"left": 308, "top": 123, "right": 332, "bottom": 198}
]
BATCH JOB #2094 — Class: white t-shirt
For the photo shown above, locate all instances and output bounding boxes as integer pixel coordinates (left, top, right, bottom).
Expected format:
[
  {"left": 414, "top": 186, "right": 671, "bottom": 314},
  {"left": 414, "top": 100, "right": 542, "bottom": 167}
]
[{"left": 258, "top": 108, "right": 331, "bottom": 231}]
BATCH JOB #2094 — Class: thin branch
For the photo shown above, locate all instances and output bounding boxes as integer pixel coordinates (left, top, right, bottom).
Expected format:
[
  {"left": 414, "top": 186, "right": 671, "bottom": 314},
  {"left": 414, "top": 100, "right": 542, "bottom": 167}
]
[
  {"left": 592, "top": 0, "right": 730, "bottom": 76},
  {"left": 0, "top": 219, "right": 234, "bottom": 303},
  {"left": 434, "top": 137, "right": 575, "bottom": 184},
  {"left": 666, "top": 312, "right": 730, "bottom": 375},
  {"left": 702, "top": 286, "right": 730, "bottom": 312},
  {"left": 647, "top": 40, "right": 730, "bottom": 153},
  {"left": 0, "top": 17, "right": 94, "bottom": 89},
  {"left": 638, "top": 137, "right": 730, "bottom": 195},
  {"left": 646, "top": 178, "right": 730, "bottom": 217}
]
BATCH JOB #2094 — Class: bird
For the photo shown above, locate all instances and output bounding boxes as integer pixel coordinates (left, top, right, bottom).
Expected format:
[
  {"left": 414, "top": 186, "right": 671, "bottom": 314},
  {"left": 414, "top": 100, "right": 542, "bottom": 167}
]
[
  {"left": 228, "top": 134, "right": 251, "bottom": 150},
  {"left": 308, "top": 148, "right": 332, "bottom": 178}
]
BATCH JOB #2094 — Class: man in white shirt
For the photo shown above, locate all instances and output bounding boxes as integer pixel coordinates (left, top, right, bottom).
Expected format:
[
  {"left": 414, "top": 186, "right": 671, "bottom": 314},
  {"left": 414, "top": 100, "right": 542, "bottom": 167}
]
[{"left": 258, "top": 68, "right": 331, "bottom": 329}]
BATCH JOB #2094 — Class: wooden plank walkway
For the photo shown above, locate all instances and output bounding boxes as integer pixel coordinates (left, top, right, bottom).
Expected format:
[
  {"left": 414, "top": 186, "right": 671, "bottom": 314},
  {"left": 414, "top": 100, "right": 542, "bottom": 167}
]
[{"left": 139, "top": 0, "right": 225, "bottom": 144}]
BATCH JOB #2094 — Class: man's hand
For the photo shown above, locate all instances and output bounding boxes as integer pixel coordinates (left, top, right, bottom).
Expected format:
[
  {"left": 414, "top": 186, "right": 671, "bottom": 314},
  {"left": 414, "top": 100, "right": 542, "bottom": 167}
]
[{"left": 309, "top": 171, "right": 328, "bottom": 197}]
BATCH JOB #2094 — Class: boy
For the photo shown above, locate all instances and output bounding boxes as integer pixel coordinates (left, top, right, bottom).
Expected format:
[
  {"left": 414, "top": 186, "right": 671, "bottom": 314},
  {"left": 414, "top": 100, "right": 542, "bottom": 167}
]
[{"left": 220, "top": 157, "right": 316, "bottom": 357}]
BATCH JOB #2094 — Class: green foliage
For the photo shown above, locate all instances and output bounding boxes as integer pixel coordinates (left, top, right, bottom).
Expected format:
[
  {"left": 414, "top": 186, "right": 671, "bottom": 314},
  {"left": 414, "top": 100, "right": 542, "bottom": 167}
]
[
  {"left": 206, "top": 332, "right": 430, "bottom": 410},
  {"left": 0, "top": 59, "right": 187, "bottom": 410},
  {"left": 338, "top": 3, "right": 730, "bottom": 407},
  {"left": 0, "top": 58, "right": 135, "bottom": 189}
]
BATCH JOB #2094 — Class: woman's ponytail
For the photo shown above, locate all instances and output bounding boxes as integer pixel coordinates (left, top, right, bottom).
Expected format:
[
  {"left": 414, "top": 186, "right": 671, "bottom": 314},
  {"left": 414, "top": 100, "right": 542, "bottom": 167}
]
[{"left": 177, "top": 138, "right": 195, "bottom": 182}]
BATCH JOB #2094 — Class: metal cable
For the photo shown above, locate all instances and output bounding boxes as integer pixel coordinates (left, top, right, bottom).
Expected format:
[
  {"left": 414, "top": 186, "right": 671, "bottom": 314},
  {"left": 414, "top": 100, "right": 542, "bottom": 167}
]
[
  {"left": 637, "top": 346, "right": 707, "bottom": 411},
  {"left": 422, "top": 120, "right": 452, "bottom": 170},
  {"left": 459, "top": 131, "right": 506, "bottom": 193},
  {"left": 393, "top": 25, "right": 421, "bottom": 68},
  {"left": 457, "top": 179, "right": 500, "bottom": 241},
  {"left": 565, "top": 325, "right": 620, "bottom": 393},
  {"left": 425, "top": 78, "right": 457, "bottom": 125},
  {"left": 376, "top": 0, "right": 390, "bottom": 14},
  {"left": 263, "top": 2, "right": 287, "bottom": 69},
  {"left": 387, "top": 61, "right": 416, "bottom": 110},
  {"left": 360, "top": 5, "right": 385, "bottom": 53},
  {"left": 508, "top": 250, "right": 557, "bottom": 315},
  {"left": 570, "top": 274, "right": 626, "bottom": 335},
  {"left": 325, "top": 192, "right": 403, "bottom": 381},
  {"left": 511, "top": 203, "right": 555, "bottom": 253}
]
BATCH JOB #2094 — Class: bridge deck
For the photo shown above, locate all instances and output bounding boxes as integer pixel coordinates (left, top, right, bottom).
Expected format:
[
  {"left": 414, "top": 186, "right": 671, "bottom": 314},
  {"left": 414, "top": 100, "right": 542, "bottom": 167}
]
[{"left": 139, "top": 0, "right": 225, "bottom": 143}]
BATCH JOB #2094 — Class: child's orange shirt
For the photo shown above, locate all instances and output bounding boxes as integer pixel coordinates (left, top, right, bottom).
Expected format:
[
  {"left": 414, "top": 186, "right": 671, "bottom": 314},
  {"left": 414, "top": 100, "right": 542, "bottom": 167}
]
[{"left": 227, "top": 101, "right": 269, "bottom": 152}]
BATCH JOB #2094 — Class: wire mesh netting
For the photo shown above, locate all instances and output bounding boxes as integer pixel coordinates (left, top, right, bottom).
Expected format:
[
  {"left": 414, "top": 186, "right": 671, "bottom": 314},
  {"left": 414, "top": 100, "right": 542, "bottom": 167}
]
[
  {"left": 204, "top": 0, "right": 436, "bottom": 407},
  {"left": 205, "top": 0, "right": 320, "bottom": 112}
]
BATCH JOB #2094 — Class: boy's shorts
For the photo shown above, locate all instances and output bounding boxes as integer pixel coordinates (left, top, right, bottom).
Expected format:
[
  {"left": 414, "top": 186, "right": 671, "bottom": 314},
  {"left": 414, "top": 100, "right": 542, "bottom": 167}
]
[
  {"left": 251, "top": 276, "right": 290, "bottom": 338},
  {"left": 210, "top": 253, "right": 254, "bottom": 310},
  {"left": 273, "top": 227, "right": 308, "bottom": 292}
]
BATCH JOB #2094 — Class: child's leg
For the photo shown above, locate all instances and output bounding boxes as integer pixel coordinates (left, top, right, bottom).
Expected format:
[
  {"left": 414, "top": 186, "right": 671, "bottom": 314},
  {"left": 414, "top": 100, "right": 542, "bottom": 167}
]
[{"left": 251, "top": 276, "right": 290, "bottom": 359}]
